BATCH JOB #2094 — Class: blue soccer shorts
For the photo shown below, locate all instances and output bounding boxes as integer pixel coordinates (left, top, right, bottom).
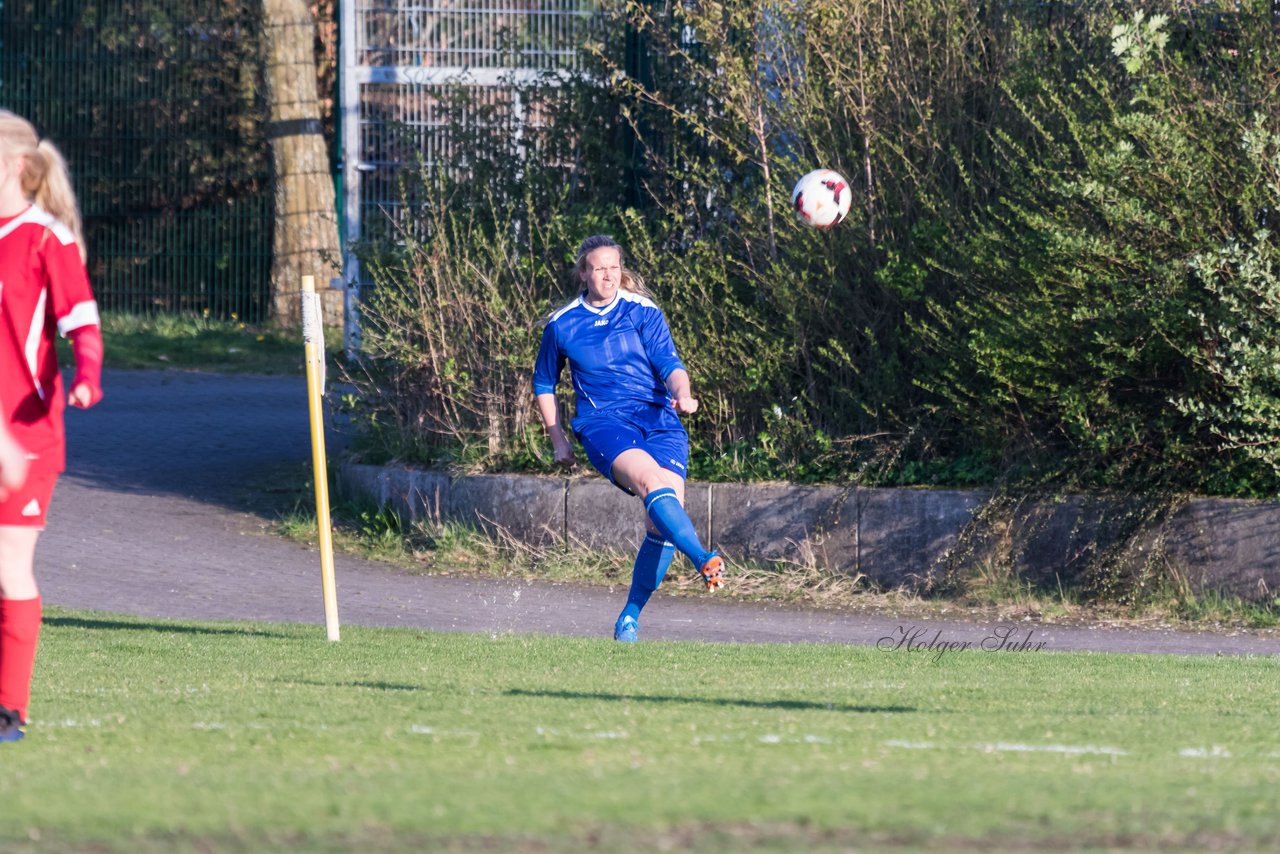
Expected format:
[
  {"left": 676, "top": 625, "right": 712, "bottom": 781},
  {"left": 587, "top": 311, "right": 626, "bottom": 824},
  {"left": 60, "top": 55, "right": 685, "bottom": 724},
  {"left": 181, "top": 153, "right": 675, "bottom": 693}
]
[{"left": 573, "top": 403, "right": 689, "bottom": 492}]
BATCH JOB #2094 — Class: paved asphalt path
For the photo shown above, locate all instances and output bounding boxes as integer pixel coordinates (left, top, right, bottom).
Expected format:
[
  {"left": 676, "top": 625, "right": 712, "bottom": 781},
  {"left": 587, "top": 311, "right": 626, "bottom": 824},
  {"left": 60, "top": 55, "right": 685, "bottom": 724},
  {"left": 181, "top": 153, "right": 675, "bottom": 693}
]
[{"left": 35, "top": 369, "right": 1280, "bottom": 657}]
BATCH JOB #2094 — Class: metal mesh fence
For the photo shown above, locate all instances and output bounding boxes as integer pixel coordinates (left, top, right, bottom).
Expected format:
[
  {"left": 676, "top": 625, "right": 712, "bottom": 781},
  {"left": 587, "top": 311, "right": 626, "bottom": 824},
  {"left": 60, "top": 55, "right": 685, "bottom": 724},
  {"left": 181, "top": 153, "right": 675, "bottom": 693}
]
[
  {"left": 356, "top": 0, "right": 595, "bottom": 69},
  {"left": 342, "top": 1, "right": 599, "bottom": 267},
  {"left": 0, "top": 0, "right": 273, "bottom": 321}
]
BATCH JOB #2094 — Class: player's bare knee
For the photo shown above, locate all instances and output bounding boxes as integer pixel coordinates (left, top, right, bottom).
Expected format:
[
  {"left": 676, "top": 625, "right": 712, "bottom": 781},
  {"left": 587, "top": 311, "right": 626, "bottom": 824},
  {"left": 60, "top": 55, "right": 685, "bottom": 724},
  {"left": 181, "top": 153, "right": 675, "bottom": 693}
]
[
  {"left": 0, "top": 528, "right": 39, "bottom": 576},
  {"left": 656, "top": 468, "right": 685, "bottom": 495},
  {"left": 626, "top": 466, "right": 666, "bottom": 498}
]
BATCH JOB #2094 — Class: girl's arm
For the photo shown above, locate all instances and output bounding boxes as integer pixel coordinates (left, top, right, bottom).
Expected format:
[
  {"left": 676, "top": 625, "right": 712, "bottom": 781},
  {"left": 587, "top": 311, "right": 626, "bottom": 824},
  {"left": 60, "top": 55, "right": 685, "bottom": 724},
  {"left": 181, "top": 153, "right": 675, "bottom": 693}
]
[
  {"left": 665, "top": 368, "right": 698, "bottom": 415},
  {"left": 66, "top": 324, "right": 104, "bottom": 408},
  {"left": 536, "top": 392, "right": 576, "bottom": 466},
  {"left": 532, "top": 322, "right": 575, "bottom": 466},
  {"left": 41, "top": 222, "right": 104, "bottom": 409},
  {"left": 637, "top": 306, "right": 695, "bottom": 413},
  {"left": 0, "top": 403, "right": 29, "bottom": 501}
]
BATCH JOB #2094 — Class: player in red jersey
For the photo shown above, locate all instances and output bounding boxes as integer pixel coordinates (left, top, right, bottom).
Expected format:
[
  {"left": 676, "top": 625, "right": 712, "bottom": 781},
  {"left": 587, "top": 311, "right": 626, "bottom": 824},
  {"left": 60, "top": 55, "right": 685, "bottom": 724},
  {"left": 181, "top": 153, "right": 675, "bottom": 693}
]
[{"left": 0, "top": 110, "right": 104, "bottom": 743}]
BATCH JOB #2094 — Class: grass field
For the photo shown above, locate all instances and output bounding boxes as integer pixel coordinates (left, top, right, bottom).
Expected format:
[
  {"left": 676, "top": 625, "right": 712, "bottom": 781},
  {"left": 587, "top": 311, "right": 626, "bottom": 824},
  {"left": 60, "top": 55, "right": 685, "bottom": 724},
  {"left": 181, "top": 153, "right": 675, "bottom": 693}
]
[{"left": 2, "top": 609, "right": 1277, "bottom": 853}]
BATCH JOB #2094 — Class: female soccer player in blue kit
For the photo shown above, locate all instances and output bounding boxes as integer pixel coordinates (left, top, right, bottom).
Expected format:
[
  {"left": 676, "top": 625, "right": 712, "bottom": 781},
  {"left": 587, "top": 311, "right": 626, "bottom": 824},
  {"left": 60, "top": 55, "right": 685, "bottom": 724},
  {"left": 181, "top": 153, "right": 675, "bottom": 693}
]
[{"left": 533, "top": 235, "right": 724, "bottom": 643}]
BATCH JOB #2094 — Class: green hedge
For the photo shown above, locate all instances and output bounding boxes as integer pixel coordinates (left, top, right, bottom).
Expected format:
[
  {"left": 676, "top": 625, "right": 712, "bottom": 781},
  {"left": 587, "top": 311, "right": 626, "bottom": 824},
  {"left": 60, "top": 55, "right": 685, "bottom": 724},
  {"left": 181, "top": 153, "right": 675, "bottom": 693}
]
[{"left": 345, "top": 1, "right": 1280, "bottom": 500}]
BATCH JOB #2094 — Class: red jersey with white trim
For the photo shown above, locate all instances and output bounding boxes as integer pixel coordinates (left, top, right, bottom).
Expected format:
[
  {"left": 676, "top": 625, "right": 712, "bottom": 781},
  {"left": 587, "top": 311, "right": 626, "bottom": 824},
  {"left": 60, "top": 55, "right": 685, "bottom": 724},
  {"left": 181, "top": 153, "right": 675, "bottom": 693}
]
[{"left": 0, "top": 205, "right": 99, "bottom": 473}]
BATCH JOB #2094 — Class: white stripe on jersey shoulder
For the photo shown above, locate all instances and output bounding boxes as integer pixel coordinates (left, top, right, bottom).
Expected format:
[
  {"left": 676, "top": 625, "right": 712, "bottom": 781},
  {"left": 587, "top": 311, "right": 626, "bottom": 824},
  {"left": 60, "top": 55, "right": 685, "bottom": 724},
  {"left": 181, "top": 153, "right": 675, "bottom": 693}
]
[
  {"left": 29, "top": 205, "right": 76, "bottom": 246},
  {"left": 0, "top": 205, "right": 44, "bottom": 240},
  {"left": 617, "top": 289, "right": 659, "bottom": 310},
  {"left": 58, "top": 300, "right": 101, "bottom": 336},
  {"left": 47, "top": 220, "right": 77, "bottom": 247},
  {"left": 547, "top": 295, "right": 584, "bottom": 323},
  {"left": 0, "top": 205, "right": 73, "bottom": 245}
]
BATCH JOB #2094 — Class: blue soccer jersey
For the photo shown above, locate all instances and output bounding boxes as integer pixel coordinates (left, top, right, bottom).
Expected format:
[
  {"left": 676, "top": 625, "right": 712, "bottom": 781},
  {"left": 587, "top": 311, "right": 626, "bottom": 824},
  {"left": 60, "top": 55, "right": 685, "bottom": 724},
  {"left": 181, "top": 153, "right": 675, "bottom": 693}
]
[{"left": 533, "top": 290, "right": 685, "bottom": 412}]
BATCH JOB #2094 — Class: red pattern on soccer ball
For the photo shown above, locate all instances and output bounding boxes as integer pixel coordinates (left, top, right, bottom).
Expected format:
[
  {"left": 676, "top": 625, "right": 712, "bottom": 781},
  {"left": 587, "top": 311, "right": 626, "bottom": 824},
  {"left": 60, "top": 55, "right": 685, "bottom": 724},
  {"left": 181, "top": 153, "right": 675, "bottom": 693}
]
[{"left": 791, "top": 168, "right": 852, "bottom": 229}]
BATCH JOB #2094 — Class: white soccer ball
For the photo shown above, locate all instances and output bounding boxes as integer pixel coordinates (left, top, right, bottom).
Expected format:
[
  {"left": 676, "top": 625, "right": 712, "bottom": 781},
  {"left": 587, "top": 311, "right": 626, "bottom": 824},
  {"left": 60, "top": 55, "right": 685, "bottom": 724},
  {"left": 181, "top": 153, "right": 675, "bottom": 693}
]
[{"left": 791, "top": 168, "right": 852, "bottom": 228}]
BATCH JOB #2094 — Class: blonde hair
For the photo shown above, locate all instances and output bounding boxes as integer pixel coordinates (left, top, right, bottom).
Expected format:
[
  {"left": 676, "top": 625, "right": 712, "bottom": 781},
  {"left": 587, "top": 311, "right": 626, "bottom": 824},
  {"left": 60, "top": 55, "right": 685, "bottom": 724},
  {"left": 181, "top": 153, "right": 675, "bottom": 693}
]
[
  {"left": 0, "top": 110, "right": 86, "bottom": 262},
  {"left": 573, "top": 234, "right": 652, "bottom": 299}
]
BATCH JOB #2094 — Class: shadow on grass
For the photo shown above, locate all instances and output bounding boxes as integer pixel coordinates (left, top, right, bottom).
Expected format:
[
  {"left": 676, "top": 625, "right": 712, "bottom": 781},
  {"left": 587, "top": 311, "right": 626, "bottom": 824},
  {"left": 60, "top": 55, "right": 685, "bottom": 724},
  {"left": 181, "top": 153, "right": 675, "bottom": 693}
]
[
  {"left": 280, "top": 678, "right": 426, "bottom": 692},
  {"left": 43, "top": 615, "right": 295, "bottom": 639},
  {"left": 506, "top": 688, "right": 915, "bottom": 713}
]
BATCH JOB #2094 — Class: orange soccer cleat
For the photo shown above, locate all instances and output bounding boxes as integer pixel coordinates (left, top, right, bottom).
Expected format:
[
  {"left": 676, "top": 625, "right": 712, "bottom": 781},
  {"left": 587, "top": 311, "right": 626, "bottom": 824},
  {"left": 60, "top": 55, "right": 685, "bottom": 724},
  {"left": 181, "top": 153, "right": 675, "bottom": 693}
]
[{"left": 699, "top": 553, "right": 725, "bottom": 592}]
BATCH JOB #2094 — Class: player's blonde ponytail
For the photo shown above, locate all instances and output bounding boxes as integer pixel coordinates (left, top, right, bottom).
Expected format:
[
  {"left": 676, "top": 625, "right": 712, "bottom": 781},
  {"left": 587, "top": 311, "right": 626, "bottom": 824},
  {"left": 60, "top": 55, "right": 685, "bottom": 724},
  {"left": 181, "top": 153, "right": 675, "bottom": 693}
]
[
  {"left": 32, "top": 141, "right": 86, "bottom": 263},
  {"left": 0, "top": 110, "right": 87, "bottom": 262}
]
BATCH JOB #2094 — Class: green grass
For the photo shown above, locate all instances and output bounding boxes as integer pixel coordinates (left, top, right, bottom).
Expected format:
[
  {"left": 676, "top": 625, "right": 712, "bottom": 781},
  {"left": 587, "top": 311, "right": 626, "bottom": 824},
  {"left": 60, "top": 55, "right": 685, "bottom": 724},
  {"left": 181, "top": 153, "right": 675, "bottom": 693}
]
[
  {"left": 3, "top": 608, "right": 1278, "bottom": 853},
  {"left": 58, "top": 311, "right": 344, "bottom": 375}
]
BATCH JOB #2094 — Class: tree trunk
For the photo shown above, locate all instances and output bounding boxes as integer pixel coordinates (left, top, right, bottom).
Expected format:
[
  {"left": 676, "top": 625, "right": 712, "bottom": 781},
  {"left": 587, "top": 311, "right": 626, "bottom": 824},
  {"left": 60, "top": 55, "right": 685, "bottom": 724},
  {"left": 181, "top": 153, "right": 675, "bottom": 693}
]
[{"left": 262, "top": 0, "right": 343, "bottom": 326}]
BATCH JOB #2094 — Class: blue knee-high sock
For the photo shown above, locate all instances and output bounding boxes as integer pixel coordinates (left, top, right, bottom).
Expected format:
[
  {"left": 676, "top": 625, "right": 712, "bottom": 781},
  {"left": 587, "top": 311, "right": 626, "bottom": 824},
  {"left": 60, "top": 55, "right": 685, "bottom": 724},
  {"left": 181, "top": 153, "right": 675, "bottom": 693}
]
[
  {"left": 643, "top": 487, "right": 713, "bottom": 569},
  {"left": 620, "top": 533, "right": 676, "bottom": 623}
]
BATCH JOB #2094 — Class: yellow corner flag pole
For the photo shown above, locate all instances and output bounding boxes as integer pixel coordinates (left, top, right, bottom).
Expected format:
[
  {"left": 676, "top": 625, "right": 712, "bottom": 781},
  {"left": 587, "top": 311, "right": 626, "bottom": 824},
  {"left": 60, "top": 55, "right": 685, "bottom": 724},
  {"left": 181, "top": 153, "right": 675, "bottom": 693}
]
[{"left": 301, "top": 275, "right": 340, "bottom": 641}]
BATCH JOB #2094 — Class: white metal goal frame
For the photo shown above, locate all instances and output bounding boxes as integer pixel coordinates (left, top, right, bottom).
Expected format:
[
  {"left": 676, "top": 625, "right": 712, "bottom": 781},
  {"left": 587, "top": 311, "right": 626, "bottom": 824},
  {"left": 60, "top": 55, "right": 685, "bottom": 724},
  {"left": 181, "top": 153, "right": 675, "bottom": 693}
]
[{"left": 338, "top": 1, "right": 600, "bottom": 351}]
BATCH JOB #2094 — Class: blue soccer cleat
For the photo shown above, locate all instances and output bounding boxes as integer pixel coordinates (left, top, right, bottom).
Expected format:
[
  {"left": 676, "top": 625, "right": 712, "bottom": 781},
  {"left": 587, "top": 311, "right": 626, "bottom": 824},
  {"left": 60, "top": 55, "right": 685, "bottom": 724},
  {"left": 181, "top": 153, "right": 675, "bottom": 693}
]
[
  {"left": 0, "top": 707, "right": 25, "bottom": 743},
  {"left": 614, "top": 615, "right": 639, "bottom": 643}
]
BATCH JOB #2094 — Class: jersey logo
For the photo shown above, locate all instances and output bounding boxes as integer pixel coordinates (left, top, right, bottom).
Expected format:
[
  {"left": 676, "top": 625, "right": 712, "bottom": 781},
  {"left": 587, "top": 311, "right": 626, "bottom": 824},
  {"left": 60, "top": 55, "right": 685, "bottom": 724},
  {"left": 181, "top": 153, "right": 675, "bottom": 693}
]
[
  {"left": 593, "top": 318, "right": 609, "bottom": 327},
  {"left": 21, "top": 499, "right": 41, "bottom": 517}
]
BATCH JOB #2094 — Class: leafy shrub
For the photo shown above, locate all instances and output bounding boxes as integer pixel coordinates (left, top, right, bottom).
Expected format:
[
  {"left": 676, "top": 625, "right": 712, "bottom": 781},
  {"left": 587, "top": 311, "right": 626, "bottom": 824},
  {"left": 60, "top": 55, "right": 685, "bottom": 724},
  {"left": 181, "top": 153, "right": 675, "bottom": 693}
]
[
  {"left": 346, "top": 1, "right": 1280, "bottom": 503},
  {"left": 917, "top": 8, "right": 1280, "bottom": 495}
]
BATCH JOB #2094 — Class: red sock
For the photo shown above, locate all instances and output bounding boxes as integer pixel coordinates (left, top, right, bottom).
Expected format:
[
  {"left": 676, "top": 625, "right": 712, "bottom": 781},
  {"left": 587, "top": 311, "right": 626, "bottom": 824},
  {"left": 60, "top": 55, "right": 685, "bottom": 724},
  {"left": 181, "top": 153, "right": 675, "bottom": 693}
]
[{"left": 0, "top": 597, "right": 42, "bottom": 721}]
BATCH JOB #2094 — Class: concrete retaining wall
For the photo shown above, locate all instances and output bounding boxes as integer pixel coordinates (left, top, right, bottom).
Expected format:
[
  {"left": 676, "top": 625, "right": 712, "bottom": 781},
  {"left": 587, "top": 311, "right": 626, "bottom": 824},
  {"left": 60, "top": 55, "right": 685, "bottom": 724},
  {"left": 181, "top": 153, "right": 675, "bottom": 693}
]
[{"left": 338, "top": 464, "right": 1280, "bottom": 601}]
